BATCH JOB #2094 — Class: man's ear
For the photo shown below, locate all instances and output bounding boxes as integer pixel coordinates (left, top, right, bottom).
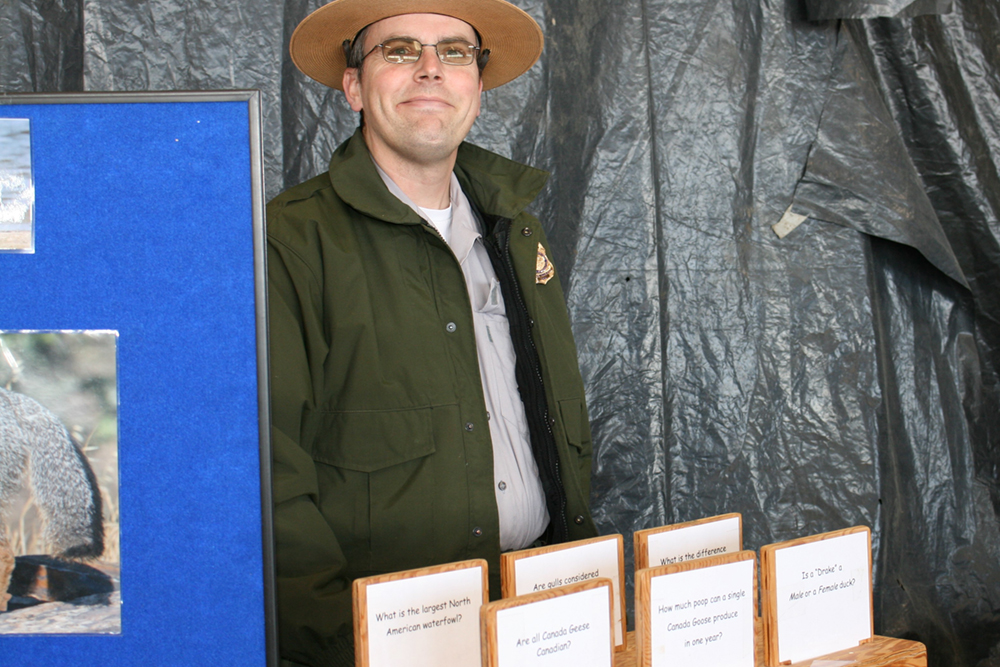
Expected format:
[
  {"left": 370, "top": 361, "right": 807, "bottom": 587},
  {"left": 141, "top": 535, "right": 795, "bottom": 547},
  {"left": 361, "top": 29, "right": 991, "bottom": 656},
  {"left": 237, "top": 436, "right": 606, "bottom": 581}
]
[{"left": 343, "top": 67, "right": 363, "bottom": 112}]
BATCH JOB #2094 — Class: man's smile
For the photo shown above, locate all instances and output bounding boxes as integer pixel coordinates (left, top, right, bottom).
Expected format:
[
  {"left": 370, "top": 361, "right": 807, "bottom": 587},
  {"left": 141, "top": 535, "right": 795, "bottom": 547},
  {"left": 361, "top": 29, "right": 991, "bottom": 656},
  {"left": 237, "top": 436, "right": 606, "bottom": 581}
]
[{"left": 400, "top": 95, "right": 453, "bottom": 109}]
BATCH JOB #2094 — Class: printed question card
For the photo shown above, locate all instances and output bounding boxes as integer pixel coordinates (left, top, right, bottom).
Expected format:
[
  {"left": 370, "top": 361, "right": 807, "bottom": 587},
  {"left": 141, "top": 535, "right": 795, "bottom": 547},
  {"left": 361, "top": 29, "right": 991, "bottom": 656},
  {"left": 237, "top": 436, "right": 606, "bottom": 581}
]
[
  {"left": 502, "top": 535, "right": 625, "bottom": 648},
  {"left": 637, "top": 551, "right": 755, "bottom": 667},
  {"left": 635, "top": 513, "right": 742, "bottom": 570},
  {"left": 353, "top": 559, "right": 487, "bottom": 667},
  {"left": 482, "top": 578, "right": 614, "bottom": 667},
  {"left": 763, "top": 527, "right": 873, "bottom": 664}
]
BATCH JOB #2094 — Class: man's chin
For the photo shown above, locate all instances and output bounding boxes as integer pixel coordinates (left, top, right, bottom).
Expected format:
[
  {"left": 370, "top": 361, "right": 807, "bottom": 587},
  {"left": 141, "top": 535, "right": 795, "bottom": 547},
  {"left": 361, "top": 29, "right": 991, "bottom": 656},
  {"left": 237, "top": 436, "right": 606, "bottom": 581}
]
[
  {"left": 365, "top": 119, "right": 474, "bottom": 167},
  {"left": 398, "top": 131, "right": 466, "bottom": 164},
  {"left": 405, "top": 143, "right": 463, "bottom": 166}
]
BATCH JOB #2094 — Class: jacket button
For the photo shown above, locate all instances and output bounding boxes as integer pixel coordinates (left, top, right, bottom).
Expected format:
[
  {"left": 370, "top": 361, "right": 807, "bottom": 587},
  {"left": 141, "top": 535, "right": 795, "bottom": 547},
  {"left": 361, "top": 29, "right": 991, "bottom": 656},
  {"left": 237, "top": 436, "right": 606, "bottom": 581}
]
[
  {"left": 574, "top": 515, "right": 585, "bottom": 525},
  {"left": 446, "top": 322, "right": 457, "bottom": 333},
  {"left": 521, "top": 227, "right": 532, "bottom": 237},
  {"left": 472, "top": 526, "right": 483, "bottom": 537},
  {"left": 465, "top": 422, "right": 474, "bottom": 432}
]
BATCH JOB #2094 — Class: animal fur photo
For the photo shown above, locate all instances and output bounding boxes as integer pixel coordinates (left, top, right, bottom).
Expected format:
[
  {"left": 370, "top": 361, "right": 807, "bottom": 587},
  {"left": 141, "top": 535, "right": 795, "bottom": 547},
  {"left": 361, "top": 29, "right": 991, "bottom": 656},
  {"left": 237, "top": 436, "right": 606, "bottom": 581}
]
[{"left": 0, "top": 331, "right": 119, "bottom": 633}]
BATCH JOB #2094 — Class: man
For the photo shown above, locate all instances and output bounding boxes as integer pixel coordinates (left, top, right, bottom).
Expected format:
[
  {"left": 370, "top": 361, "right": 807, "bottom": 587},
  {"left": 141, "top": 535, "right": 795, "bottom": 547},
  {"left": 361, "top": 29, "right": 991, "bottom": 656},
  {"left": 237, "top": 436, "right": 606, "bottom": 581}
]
[{"left": 268, "top": 1, "right": 597, "bottom": 664}]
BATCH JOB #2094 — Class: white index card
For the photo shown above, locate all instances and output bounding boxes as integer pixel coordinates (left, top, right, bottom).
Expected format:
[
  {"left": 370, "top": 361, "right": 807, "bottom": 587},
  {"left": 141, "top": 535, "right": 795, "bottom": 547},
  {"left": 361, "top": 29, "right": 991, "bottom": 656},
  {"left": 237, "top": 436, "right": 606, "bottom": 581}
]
[
  {"left": 646, "top": 515, "right": 742, "bottom": 567},
  {"left": 363, "top": 563, "right": 485, "bottom": 667},
  {"left": 495, "top": 584, "right": 613, "bottom": 667},
  {"left": 647, "top": 558, "right": 755, "bottom": 667},
  {"left": 773, "top": 530, "right": 872, "bottom": 663},
  {"left": 512, "top": 537, "right": 624, "bottom": 646}
]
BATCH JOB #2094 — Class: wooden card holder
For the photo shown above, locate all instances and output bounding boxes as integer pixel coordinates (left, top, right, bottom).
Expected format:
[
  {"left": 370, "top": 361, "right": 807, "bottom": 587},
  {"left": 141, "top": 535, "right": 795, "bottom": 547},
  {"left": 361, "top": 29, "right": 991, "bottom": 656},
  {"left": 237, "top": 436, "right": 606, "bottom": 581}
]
[
  {"left": 481, "top": 577, "right": 615, "bottom": 667},
  {"left": 635, "top": 550, "right": 757, "bottom": 667},
  {"left": 634, "top": 513, "right": 743, "bottom": 571},
  {"left": 610, "top": 629, "right": 925, "bottom": 667},
  {"left": 501, "top": 534, "right": 627, "bottom": 650},
  {"left": 760, "top": 526, "right": 873, "bottom": 666},
  {"left": 352, "top": 559, "right": 488, "bottom": 667}
]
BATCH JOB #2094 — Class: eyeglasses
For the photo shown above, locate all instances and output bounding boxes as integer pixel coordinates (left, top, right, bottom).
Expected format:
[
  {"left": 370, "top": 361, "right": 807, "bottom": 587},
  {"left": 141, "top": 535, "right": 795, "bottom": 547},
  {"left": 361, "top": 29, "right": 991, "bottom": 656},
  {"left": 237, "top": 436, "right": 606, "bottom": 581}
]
[{"left": 363, "top": 38, "right": 483, "bottom": 66}]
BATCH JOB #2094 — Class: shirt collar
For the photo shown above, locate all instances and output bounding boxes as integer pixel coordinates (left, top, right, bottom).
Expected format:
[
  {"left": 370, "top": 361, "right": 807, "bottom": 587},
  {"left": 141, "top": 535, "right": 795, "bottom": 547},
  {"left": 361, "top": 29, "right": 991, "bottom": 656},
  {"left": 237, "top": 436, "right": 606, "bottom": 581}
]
[
  {"left": 372, "top": 157, "right": 482, "bottom": 265},
  {"left": 327, "top": 129, "right": 549, "bottom": 224}
]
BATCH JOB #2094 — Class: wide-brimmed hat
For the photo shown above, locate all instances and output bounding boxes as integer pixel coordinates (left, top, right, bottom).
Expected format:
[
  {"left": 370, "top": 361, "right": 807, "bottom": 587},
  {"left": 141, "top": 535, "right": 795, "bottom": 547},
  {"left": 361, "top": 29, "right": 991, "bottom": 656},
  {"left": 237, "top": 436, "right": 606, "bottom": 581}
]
[{"left": 290, "top": 0, "right": 544, "bottom": 91}]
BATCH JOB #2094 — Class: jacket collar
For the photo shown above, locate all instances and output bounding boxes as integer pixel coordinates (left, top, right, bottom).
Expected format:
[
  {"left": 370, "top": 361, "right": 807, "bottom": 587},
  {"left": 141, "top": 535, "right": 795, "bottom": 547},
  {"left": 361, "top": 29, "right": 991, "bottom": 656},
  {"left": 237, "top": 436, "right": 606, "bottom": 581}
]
[{"left": 327, "top": 128, "right": 549, "bottom": 223}]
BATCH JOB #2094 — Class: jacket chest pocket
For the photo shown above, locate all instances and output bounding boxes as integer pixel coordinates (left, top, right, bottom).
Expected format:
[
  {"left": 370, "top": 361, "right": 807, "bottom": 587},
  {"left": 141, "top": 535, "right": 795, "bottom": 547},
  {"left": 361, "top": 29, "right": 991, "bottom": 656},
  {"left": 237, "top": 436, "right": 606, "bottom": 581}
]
[
  {"left": 313, "top": 406, "right": 436, "bottom": 471},
  {"left": 309, "top": 404, "right": 470, "bottom": 575}
]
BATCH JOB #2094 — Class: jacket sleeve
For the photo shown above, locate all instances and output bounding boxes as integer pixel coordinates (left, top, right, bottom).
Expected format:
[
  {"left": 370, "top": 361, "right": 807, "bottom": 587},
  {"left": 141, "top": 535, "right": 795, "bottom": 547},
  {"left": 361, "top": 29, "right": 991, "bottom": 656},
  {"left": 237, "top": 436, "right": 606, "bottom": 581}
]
[{"left": 267, "top": 232, "right": 355, "bottom": 667}]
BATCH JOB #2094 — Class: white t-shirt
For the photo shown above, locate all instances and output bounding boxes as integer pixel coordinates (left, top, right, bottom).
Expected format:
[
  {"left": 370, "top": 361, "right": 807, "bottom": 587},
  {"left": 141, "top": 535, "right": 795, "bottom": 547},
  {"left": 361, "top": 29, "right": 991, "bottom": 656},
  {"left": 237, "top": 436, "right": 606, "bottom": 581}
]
[{"left": 418, "top": 204, "right": 453, "bottom": 244}]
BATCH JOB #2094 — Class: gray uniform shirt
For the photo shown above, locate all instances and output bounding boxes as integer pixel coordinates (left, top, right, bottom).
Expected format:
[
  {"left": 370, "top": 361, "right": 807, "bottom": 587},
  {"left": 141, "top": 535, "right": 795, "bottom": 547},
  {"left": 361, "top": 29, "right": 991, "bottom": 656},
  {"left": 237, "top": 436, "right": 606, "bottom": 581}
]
[{"left": 374, "top": 161, "right": 549, "bottom": 551}]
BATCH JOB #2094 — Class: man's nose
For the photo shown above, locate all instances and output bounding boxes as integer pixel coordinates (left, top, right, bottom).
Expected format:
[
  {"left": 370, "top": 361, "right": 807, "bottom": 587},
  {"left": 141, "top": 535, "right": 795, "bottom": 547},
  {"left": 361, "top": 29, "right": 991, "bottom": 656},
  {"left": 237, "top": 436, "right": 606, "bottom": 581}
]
[{"left": 413, "top": 46, "right": 443, "bottom": 79}]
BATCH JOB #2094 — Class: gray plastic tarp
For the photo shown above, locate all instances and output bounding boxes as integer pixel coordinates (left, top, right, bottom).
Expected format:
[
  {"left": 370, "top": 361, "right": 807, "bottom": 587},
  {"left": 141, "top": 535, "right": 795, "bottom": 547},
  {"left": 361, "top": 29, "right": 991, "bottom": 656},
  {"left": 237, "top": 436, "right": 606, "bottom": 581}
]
[{"left": 3, "top": 0, "right": 999, "bottom": 664}]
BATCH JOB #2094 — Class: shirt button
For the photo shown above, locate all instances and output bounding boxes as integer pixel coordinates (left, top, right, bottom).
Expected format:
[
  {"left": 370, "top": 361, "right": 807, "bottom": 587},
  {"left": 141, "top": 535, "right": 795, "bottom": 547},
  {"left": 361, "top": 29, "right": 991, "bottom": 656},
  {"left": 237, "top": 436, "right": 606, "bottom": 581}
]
[
  {"left": 574, "top": 515, "right": 585, "bottom": 525},
  {"left": 446, "top": 322, "right": 457, "bottom": 333},
  {"left": 498, "top": 481, "right": 507, "bottom": 491},
  {"left": 465, "top": 422, "right": 474, "bottom": 432},
  {"left": 472, "top": 526, "right": 483, "bottom": 537},
  {"left": 486, "top": 411, "right": 491, "bottom": 421},
  {"left": 521, "top": 227, "right": 532, "bottom": 237}
]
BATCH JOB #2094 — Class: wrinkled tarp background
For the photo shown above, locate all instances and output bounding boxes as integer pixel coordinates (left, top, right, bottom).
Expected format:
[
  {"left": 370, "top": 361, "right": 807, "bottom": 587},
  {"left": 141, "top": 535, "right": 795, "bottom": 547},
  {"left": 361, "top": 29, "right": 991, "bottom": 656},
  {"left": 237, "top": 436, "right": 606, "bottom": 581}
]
[{"left": 3, "top": 0, "right": 998, "bottom": 664}]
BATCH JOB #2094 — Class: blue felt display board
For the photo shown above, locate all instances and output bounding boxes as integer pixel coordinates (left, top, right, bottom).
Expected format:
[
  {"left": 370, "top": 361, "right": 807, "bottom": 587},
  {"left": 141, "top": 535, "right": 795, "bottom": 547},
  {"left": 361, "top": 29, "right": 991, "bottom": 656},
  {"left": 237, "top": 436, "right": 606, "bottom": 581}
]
[{"left": 0, "top": 93, "right": 271, "bottom": 666}]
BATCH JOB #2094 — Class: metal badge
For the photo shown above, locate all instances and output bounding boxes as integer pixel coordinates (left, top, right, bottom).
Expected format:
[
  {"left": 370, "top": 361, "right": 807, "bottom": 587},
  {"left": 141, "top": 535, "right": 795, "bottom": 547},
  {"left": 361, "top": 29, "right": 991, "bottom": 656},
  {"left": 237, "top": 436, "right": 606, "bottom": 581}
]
[{"left": 535, "top": 243, "right": 555, "bottom": 285}]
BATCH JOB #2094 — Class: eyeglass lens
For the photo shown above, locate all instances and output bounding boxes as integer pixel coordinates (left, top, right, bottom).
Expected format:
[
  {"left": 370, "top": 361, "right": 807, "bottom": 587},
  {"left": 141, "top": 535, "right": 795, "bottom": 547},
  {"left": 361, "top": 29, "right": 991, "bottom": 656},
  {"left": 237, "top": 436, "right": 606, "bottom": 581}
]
[{"left": 380, "top": 39, "right": 477, "bottom": 65}]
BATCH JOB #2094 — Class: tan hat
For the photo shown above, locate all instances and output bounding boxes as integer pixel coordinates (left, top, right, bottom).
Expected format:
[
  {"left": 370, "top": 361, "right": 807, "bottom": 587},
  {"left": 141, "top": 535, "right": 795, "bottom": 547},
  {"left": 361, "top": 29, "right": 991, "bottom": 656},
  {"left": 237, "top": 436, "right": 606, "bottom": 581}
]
[{"left": 289, "top": 0, "right": 544, "bottom": 91}]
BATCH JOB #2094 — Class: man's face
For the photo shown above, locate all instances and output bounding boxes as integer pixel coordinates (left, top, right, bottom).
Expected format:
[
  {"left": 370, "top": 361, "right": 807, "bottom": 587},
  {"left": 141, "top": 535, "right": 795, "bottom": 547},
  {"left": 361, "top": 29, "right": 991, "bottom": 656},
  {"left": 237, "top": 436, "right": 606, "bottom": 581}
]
[{"left": 343, "top": 13, "right": 483, "bottom": 168}]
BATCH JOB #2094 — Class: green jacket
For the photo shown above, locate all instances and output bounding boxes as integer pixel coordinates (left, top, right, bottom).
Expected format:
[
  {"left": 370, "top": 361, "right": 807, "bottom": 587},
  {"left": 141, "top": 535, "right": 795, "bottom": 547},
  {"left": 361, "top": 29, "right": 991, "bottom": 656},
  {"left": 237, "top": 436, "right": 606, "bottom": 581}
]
[{"left": 267, "top": 129, "right": 597, "bottom": 667}]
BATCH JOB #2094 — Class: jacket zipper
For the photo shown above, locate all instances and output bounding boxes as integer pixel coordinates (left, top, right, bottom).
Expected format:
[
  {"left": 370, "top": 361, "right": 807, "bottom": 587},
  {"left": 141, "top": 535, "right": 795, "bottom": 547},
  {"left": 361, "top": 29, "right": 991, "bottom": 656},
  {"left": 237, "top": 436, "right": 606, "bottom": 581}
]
[{"left": 485, "top": 216, "right": 570, "bottom": 543}]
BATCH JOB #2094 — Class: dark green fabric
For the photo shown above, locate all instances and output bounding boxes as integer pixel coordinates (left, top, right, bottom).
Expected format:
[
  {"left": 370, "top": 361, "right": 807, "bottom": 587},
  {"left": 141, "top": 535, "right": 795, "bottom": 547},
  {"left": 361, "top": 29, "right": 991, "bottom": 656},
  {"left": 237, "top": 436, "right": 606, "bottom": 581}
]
[{"left": 267, "top": 129, "right": 597, "bottom": 667}]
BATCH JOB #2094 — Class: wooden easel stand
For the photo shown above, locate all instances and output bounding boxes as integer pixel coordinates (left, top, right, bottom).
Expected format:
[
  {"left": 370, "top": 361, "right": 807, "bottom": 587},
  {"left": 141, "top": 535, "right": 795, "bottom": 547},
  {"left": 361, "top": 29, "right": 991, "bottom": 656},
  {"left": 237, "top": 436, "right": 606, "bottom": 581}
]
[{"left": 612, "top": 624, "right": 926, "bottom": 667}]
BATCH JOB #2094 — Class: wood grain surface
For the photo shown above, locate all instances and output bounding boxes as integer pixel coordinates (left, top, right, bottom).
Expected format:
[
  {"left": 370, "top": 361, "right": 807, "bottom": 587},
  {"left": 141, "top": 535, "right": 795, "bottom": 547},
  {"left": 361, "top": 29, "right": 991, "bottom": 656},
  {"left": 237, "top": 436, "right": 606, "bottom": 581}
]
[{"left": 612, "top": 628, "right": 925, "bottom": 667}]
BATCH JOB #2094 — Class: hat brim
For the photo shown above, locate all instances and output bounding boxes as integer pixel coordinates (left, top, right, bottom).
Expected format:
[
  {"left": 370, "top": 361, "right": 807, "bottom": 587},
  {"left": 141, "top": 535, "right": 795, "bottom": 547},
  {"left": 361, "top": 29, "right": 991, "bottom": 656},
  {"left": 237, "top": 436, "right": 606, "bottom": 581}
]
[{"left": 290, "top": 0, "right": 544, "bottom": 91}]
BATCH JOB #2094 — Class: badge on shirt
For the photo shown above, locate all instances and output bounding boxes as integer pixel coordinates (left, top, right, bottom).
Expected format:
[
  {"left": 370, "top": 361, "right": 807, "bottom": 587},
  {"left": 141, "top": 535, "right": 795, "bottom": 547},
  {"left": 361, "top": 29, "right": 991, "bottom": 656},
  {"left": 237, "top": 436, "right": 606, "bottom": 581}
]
[{"left": 536, "top": 243, "right": 555, "bottom": 285}]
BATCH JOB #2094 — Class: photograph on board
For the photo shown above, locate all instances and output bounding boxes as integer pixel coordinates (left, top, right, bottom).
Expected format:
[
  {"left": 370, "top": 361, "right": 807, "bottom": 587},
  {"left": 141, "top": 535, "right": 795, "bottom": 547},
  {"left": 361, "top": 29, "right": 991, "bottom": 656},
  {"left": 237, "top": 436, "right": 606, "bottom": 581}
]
[
  {"left": 0, "top": 331, "right": 120, "bottom": 633},
  {"left": 0, "top": 118, "right": 35, "bottom": 253}
]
